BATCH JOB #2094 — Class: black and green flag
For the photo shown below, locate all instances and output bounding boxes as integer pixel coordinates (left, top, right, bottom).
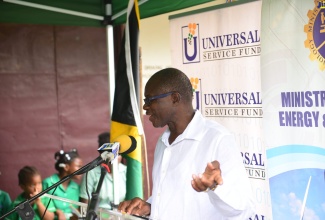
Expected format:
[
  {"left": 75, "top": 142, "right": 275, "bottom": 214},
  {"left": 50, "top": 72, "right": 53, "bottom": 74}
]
[{"left": 110, "top": 0, "right": 144, "bottom": 200}]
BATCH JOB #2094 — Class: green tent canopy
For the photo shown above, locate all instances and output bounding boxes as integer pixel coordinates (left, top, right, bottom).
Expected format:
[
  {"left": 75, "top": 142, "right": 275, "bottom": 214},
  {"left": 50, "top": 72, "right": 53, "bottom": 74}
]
[{"left": 0, "top": 0, "right": 214, "bottom": 26}]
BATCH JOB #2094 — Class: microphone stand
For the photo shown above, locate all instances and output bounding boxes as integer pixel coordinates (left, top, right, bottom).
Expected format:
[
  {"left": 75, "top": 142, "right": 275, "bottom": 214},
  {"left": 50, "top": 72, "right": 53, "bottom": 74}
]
[
  {"left": 84, "top": 163, "right": 110, "bottom": 220},
  {"left": 0, "top": 154, "right": 108, "bottom": 220}
]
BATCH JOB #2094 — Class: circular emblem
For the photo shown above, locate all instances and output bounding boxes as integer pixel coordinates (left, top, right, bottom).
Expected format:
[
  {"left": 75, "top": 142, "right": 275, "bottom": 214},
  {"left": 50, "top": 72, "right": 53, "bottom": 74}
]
[{"left": 304, "top": 0, "right": 325, "bottom": 71}]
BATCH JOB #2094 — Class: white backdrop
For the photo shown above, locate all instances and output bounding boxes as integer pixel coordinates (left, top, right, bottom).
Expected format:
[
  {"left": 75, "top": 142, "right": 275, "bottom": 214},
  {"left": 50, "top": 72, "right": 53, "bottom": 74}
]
[
  {"left": 261, "top": 0, "right": 325, "bottom": 219},
  {"left": 170, "top": 1, "right": 270, "bottom": 219}
]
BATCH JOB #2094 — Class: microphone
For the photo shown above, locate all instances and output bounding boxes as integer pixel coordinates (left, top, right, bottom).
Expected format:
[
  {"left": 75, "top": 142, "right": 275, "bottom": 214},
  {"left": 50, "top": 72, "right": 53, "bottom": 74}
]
[
  {"left": 83, "top": 135, "right": 136, "bottom": 173},
  {"left": 97, "top": 142, "right": 120, "bottom": 163},
  {"left": 76, "top": 143, "right": 117, "bottom": 175},
  {"left": 112, "top": 134, "right": 137, "bottom": 155}
]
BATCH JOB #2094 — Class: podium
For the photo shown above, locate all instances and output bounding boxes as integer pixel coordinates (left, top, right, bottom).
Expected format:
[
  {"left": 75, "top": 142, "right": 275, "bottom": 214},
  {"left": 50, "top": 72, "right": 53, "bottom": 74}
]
[
  {"left": 97, "top": 209, "right": 149, "bottom": 220},
  {"left": 43, "top": 194, "right": 148, "bottom": 220}
]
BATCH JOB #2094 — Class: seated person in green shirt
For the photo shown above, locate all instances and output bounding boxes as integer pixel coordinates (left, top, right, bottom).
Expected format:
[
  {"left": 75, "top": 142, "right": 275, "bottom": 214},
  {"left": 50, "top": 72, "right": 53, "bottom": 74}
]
[
  {"left": 0, "top": 189, "right": 12, "bottom": 216},
  {"left": 43, "top": 149, "right": 83, "bottom": 220},
  {"left": 8, "top": 166, "right": 56, "bottom": 220}
]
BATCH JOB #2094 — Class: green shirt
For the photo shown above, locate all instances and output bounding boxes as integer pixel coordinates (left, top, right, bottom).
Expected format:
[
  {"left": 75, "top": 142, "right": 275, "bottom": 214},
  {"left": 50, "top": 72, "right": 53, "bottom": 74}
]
[
  {"left": 7, "top": 193, "right": 55, "bottom": 220},
  {"left": 0, "top": 190, "right": 12, "bottom": 216},
  {"left": 42, "top": 173, "right": 79, "bottom": 219}
]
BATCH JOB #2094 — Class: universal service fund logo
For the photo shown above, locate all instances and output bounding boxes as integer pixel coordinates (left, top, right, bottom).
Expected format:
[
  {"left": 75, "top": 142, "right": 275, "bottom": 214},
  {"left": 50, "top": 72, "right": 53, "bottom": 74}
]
[
  {"left": 304, "top": 0, "right": 325, "bottom": 71},
  {"left": 190, "top": 76, "right": 201, "bottom": 110},
  {"left": 182, "top": 23, "right": 200, "bottom": 64}
]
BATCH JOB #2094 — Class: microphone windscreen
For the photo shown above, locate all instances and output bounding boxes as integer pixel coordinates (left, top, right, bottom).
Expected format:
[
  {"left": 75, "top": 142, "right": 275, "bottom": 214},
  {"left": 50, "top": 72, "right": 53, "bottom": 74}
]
[{"left": 113, "top": 134, "right": 137, "bottom": 155}]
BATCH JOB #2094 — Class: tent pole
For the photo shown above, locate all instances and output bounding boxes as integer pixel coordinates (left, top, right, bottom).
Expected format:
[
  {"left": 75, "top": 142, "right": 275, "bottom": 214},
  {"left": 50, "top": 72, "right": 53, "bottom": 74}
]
[
  {"left": 107, "top": 22, "right": 120, "bottom": 210},
  {"left": 106, "top": 26, "right": 118, "bottom": 203},
  {"left": 104, "top": 0, "right": 120, "bottom": 208},
  {"left": 106, "top": 25, "right": 115, "bottom": 115}
]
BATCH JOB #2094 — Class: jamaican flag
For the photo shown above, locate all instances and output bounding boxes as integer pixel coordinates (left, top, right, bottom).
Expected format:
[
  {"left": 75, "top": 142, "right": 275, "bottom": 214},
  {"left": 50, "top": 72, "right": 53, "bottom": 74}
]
[{"left": 110, "top": 0, "right": 144, "bottom": 200}]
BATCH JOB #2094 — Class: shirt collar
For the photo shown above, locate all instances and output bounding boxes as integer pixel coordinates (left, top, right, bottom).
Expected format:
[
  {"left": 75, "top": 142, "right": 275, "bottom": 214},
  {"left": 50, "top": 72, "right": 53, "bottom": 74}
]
[{"left": 161, "top": 110, "right": 206, "bottom": 146}]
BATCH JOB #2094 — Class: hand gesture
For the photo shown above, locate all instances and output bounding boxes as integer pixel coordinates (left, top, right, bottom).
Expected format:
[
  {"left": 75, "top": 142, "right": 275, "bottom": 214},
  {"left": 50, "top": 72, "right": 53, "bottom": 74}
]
[{"left": 191, "top": 161, "right": 223, "bottom": 192}]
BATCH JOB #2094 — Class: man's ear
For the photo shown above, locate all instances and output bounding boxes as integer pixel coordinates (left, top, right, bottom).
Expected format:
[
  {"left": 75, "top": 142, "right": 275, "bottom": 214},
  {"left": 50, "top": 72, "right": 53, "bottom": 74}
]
[{"left": 172, "top": 92, "right": 181, "bottom": 104}]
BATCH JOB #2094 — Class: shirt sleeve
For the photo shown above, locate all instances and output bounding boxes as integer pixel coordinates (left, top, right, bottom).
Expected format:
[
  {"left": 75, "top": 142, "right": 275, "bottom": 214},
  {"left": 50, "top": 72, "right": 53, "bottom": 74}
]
[
  {"left": 42, "top": 176, "right": 55, "bottom": 194},
  {"left": 6, "top": 199, "right": 20, "bottom": 220},
  {"left": 79, "top": 169, "right": 97, "bottom": 200},
  {"left": 207, "top": 134, "right": 256, "bottom": 219},
  {"left": 0, "top": 191, "right": 12, "bottom": 216},
  {"left": 41, "top": 197, "right": 56, "bottom": 213},
  {"left": 146, "top": 196, "right": 152, "bottom": 204},
  {"left": 117, "top": 164, "right": 127, "bottom": 202}
]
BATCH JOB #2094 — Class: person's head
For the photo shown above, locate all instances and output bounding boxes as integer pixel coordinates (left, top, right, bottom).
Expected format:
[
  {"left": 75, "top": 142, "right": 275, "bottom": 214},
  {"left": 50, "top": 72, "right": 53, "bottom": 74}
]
[
  {"left": 98, "top": 132, "right": 110, "bottom": 147},
  {"left": 143, "top": 68, "right": 194, "bottom": 128},
  {"left": 54, "top": 149, "right": 83, "bottom": 180},
  {"left": 18, "top": 166, "right": 42, "bottom": 198}
]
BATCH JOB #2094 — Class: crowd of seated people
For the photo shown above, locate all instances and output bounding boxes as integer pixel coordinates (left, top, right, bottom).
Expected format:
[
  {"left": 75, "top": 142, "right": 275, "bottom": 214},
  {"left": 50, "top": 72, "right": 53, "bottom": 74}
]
[{"left": 1, "top": 132, "right": 127, "bottom": 220}]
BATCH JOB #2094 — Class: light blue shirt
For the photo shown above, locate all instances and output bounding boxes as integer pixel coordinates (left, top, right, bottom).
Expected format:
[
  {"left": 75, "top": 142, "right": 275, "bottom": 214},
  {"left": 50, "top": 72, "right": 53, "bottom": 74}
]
[{"left": 79, "top": 163, "right": 127, "bottom": 210}]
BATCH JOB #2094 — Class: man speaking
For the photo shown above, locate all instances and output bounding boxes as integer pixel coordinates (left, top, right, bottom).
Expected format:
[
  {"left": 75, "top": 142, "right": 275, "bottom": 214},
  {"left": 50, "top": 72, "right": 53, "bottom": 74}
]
[{"left": 118, "top": 68, "right": 255, "bottom": 220}]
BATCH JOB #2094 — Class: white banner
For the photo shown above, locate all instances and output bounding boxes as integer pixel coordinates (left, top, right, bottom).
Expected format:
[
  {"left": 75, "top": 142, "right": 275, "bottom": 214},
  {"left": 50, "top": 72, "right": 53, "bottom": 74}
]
[
  {"left": 170, "top": 1, "right": 270, "bottom": 219},
  {"left": 261, "top": 0, "right": 325, "bottom": 219}
]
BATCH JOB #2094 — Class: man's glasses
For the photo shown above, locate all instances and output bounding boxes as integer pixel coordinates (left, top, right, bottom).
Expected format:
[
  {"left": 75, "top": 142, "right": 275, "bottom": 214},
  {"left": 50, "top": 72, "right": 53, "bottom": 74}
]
[{"left": 143, "top": 92, "right": 174, "bottom": 106}]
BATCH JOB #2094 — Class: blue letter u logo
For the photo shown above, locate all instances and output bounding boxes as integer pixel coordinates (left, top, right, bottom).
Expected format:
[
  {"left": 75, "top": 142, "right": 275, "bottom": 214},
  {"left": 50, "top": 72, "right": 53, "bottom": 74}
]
[
  {"left": 194, "top": 91, "right": 200, "bottom": 110},
  {"left": 184, "top": 36, "right": 198, "bottom": 61}
]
